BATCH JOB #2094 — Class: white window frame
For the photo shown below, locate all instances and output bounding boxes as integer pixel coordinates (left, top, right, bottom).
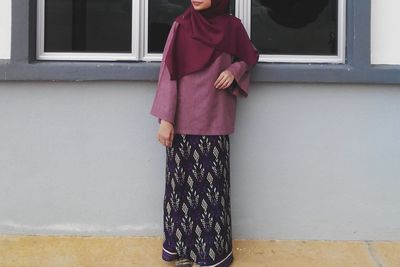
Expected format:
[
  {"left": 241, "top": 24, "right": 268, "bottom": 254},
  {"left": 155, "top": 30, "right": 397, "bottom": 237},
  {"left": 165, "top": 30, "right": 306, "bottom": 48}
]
[
  {"left": 37, "top": 0, "right": 346, "bottom": 64},
  {"left": 36, "top": 0, "right": 140, "bottom": 61}
]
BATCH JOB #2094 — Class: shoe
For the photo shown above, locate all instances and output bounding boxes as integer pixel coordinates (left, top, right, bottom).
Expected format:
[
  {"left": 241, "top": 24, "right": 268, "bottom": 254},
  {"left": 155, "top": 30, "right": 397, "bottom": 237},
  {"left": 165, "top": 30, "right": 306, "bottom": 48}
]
[{"left": 175, "top": 258, "right": 193, "bottom": 267}]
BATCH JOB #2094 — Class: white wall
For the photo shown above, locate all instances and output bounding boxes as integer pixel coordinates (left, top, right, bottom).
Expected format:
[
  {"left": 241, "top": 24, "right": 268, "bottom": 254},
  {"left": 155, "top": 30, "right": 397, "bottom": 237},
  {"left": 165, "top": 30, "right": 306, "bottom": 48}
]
[
  {"left": 0, "top": 0, "right": 11, "bottom": 59},
  {"left": 371, "top": 0, "right": 400, "bottom": 64},
  {"left": 1, "top": 81, "right": 400, "bottom": 240},
  {"left": 1, "top": 1, "right": 400, "bottom": 240}
]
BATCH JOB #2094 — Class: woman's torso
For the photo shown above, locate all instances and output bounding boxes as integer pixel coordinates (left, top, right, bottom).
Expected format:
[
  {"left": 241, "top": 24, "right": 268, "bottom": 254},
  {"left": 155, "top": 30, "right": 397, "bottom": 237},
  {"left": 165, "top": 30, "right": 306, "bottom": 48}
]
[{"left": 173, "top": 51, "right": 237, "bottom": 135}]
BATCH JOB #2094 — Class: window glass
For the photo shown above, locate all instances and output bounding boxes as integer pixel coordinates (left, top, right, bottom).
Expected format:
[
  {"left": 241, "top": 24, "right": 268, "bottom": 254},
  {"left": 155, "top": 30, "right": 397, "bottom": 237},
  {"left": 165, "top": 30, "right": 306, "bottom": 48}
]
[
  {"left": 251, "top": 0, "right": 338, "bottom": 55},
  {"left": 148, "top": 0, "right": 189, "bottom": 53},
  {"left": 148, "top": 0, "right": 236, "bottom": 53},
  {"left": 44, "top": 0, "right": 132, "bottom": 53}
]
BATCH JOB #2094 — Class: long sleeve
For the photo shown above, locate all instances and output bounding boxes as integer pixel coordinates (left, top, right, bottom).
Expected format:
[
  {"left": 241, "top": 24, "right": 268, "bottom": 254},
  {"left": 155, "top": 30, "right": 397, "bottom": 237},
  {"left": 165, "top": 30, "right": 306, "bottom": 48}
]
[
  {"left": 226, "top": 60, "right": 251, "bottom": 98},
  {"left": 150, "top": 22, "right": 179, "bottom": 125}
]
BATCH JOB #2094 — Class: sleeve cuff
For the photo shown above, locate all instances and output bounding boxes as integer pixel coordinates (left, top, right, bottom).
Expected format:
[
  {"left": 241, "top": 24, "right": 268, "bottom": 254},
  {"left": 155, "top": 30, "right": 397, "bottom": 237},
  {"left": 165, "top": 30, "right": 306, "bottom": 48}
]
[
  {"left": 226, "top": 62, "right": 250, "bottom": 98},
  {"left": 150, "top": 109, "right": 175, "bottom": 125}
]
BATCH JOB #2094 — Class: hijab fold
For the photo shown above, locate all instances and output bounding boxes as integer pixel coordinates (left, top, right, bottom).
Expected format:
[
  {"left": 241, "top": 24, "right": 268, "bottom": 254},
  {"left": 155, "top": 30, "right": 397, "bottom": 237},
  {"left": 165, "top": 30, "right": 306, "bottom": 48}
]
[{"left": 165, "top": 0, "right": 259, "bottom": 80}]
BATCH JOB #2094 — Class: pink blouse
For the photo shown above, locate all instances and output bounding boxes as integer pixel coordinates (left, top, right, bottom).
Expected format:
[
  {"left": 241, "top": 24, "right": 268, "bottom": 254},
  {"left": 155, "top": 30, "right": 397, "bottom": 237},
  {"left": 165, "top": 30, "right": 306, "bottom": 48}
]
[{"left": 150, "top": 21, "right": 252, "bottom": 135}]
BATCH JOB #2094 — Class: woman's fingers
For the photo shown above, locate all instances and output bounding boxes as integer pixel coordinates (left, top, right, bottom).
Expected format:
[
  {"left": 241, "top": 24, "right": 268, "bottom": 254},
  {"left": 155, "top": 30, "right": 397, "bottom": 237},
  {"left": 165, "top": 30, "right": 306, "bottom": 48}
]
[
  {"left": 216, "top": 78, "right": 226, "bottom": 89},
  {"left": 215, "top": 71, "right": 234, "bottom": 89},
  {"left": 217, "top": 77, "right": 233, "bottom": 89},
  {"left": 165, "top": 139, "right": 171, "bottom": 147},
  {"left": 165, "top": 131, "right": 174, "bottom": 148},
  {"left": 157, "top": 132, "right": 174, "bottom": 147},
  {"left": 222, "top": 79, "right": 232, "bottom": 89},
  {"left": 157, "top": 134, "right": 165, "bottom": 146},
  {"left": 160, "top": 136, "right": 169, "bottom": 147},
  {"left": 214, "top": 73, "right": 225, "bottom": 88},
  {"left": 215, "top": 75, "right": 229, "bottom": 89},
  {"left": 157, "top": 120, "right": 174, "bottom": 147}
]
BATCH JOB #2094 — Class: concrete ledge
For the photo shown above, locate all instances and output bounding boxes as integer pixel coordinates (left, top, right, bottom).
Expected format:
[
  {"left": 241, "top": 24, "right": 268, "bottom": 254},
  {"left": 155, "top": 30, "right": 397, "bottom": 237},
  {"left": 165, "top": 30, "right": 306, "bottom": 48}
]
[{"left": 1, "top": 235, "right": 399, "bottom": 266}]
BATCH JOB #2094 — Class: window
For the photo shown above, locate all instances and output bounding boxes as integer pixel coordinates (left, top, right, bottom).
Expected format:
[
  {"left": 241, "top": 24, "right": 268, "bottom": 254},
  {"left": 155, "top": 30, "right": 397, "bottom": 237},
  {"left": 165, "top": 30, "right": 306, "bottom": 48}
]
[
  {"left": 250, "top": 0, "right": 346, "bottom": 63},
  {"left": 37, "top": 0, "right": 345, "bottom": 63},
  {"left": 37, "top": 0, "right": 140, "bottom": 60},
  {"left": 8, "top": 0, "right": 399, "bottom": 84},
  {"left": 147, "top": 0, "right": 190, "bottom": 55},
  {"left": 143, "top": 0, "right": 192, "bottom": 61},
  {"left": 144, "top": 0, "right": 235, "bottom": 61}
]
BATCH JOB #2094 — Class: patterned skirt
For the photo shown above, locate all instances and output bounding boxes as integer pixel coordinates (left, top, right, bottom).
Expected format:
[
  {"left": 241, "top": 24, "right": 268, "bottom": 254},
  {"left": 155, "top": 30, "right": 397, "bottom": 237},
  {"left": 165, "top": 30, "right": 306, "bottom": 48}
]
[{"left": 162, "top": 134, "right": 233, "bottom": 267}]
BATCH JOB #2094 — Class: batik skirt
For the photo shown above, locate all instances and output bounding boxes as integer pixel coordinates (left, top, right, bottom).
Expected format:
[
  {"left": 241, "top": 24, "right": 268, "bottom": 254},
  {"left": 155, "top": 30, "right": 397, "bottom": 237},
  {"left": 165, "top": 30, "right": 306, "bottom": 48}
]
[{"left": 162, "top": 134, "right": 233, "bottom": 267}]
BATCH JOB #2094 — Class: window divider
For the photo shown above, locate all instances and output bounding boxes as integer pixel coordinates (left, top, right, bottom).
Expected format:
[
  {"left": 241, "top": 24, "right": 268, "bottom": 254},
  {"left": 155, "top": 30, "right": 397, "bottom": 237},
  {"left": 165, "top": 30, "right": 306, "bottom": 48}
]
[
  {"left": 131, "top": 0, "right": 141, "bottom": 60},
  {"left": 235, "top": 0, "right": 250, "bottom": 34}
]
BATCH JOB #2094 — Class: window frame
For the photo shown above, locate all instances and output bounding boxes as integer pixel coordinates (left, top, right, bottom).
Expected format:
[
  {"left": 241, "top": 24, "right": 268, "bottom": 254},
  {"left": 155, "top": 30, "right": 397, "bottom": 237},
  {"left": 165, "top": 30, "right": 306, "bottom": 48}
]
[
  {"left": 2, "top": 0, "right": 400, "bottom": 84},
  {"left": 141, "top": 0, "right": 161, "bottom": 62},
  {"left": 36, "top": 0, "right": 141, "bottom": 61},
  {"left": 35, "top": 0, "right": 346, "bottom": 63}
]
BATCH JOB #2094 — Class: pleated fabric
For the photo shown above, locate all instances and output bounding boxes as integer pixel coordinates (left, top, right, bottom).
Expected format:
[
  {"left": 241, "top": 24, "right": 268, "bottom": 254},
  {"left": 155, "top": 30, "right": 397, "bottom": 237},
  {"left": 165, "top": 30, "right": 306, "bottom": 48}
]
[{"left": 162, "top": 134, "right": 233, "bottom": 267}]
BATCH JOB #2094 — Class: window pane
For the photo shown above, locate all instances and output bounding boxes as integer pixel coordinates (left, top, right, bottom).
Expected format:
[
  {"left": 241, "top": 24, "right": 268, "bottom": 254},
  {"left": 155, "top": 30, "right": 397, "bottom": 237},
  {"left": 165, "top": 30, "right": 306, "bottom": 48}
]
[
  {"left": 251, "top": 0, "right": 338, "bottom": 55},
  {"left": 148, "top": 0, "right": 236, "bottom": 53},
  {"left": 44, "top": 0, "right": 132, "bottom": 53}
]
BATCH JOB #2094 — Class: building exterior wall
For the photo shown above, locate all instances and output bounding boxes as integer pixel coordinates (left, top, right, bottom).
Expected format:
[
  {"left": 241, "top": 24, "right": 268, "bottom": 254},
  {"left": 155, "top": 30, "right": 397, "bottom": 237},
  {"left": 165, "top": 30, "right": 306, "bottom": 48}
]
[
  {"left": 0, "top": 0, "right": 11, "bottom": 59},
  {"left": 1, "top": 1, "right": 400, "bottom": 240},
  {"left": 371, "top": 0, "right": 400, "bottom": 64}
]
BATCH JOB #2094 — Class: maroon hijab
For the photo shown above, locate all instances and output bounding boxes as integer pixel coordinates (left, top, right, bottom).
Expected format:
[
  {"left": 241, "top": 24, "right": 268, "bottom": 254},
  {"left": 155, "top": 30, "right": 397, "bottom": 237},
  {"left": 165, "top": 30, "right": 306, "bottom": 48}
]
[{"left": 164, "top": 0, "right": 259, "bottom": 80}]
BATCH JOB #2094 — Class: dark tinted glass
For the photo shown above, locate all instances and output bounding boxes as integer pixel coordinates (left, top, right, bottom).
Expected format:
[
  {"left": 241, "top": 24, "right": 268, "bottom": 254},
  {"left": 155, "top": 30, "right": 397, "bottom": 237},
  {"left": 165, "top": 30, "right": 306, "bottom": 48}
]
[
  {"left": 148, "top": 0, "right": 236, "bottom": 53},
  {"left": 251, "top": 0, "right": 338, "bottom": 55},
  {"left": 44, "top": 0, "right": 132, "bottom": 53}
]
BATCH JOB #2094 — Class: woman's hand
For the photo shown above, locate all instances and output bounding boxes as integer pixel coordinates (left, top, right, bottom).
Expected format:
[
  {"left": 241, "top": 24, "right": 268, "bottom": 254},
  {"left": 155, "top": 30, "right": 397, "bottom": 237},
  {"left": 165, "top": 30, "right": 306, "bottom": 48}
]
[
  {"left": 158, "top": 119, "right": 174, "bottom": 147},
  {"left": 214, "top": 70, "right": 235, "bottom": 90}
]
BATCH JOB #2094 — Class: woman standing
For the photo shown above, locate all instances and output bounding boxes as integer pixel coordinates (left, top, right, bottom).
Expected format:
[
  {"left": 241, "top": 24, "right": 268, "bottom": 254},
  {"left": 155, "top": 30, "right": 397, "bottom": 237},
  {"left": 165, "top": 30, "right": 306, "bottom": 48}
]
[{"left": 150, "top": 0, "right": 259, "bottom": 266}]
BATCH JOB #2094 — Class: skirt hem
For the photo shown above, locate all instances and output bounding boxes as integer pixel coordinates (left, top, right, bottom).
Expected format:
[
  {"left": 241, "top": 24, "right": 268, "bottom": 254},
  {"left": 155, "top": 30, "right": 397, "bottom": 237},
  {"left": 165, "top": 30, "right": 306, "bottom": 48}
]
[{"left": 161, "top": 246, "right": 234, "bottom": 267}]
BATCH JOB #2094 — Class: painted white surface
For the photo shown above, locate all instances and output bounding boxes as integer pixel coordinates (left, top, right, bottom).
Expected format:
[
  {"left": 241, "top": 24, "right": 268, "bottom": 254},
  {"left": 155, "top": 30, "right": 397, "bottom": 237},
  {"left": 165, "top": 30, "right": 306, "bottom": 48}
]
[
  {"left": 0, "top": 0, "right": 11, "bottom": 59},
  {"left": 371, "top": 0, "right": 400, "bottom": 64},
  {"left": 1, "top": 81, "right": 400, "bottom": 240},
  {"left": 1, "top": 1, "right": 400, "bottom": 240}
]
